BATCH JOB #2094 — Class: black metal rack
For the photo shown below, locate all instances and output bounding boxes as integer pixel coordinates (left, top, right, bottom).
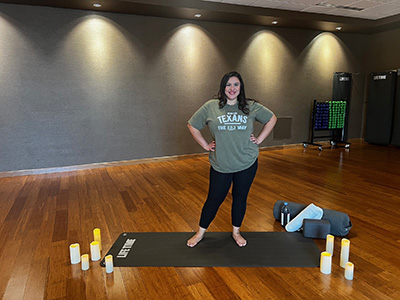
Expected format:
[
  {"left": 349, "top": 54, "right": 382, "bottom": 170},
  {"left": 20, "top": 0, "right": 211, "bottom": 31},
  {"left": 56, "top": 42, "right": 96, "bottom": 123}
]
[{"left": 303, "top": 100, "right": 350, "bottom": 151}]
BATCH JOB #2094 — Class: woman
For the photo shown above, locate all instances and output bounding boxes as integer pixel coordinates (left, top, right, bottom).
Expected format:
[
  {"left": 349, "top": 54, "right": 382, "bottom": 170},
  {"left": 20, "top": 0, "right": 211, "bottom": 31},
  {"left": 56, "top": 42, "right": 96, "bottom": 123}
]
[{"left": 187, "top": 71, "right": 277, "bottom": 247}]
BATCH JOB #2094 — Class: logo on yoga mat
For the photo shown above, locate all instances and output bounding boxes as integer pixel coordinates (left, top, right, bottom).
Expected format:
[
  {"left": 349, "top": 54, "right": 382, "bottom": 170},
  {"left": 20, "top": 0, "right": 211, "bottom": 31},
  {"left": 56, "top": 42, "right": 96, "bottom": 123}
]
[{"left": 117, "top": 238, "right": 136, "bottom": 258}]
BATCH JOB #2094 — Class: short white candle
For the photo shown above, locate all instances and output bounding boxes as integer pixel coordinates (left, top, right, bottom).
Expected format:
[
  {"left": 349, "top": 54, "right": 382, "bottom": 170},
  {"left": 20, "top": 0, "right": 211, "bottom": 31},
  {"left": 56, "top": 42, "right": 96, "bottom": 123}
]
[
  {"left": 105, "top": 255, "right": 114, "bottom": 273},
  {"left": 340, "top": 238, "right": 350, "bottom": 268},
  {"left": 326, "top": 234, "right": 334, "bottom": 256},
  {"left": 81, "top": 254, "right": 89, "bottom": 271},
  {"left": 90, "top": 241, "right": 101, "bottom": 261},
  {"left": 93, "top": 228, "right": 102, "bottom": 251},
  {"left": 345, "top": 262, "right": 354, "bottom": 280},
  {"left": 69, "top": 243, "right": 81, "bottom": 264},
  {"left": 320, "top": 251, "right": 332, "bottom": 274}
]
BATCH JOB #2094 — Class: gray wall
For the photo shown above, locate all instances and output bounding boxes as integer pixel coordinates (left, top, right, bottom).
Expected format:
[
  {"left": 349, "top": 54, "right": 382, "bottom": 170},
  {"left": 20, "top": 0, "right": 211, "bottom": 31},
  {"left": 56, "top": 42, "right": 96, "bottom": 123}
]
[
  {"left": 0, "top": 4, "right": 392, "bottom": 172},
  {"left": 365, "top": 28, "right": 400, "bottom": 73}
]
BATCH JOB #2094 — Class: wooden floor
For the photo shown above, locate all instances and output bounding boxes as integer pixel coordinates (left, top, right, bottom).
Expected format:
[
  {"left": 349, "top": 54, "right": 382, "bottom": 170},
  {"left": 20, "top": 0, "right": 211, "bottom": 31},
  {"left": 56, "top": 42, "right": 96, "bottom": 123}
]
[{"left": 1, "top": 140, "right": 400, "bottom": 299}]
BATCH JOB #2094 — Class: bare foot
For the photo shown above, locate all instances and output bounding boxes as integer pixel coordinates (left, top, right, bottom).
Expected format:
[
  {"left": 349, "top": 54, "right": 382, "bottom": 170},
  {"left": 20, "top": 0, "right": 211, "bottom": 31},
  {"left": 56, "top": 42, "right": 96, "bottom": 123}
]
[
  {"left": 232, "top": 232, "right": 247, "bottom": 247},
  {"left": 187, "top": 232, "right": 204, "bottom": 247}
]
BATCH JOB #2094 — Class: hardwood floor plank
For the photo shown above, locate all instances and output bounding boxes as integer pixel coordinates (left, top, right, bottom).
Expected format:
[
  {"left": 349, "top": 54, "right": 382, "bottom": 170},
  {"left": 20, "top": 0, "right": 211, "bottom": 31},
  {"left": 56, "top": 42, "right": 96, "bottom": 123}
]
[
  {"left": 119, "top": 191, "right": 137, "bottom": 213},
  {"left": 52, "top": 210, "right": 68, "bottom": 242},
  {"left": 187, "top": 282, "right": 216, "bottom": 300},
  {"left": 23, "top": 257, "right": 50, "bottom": 300},
  {"left": 4, "top": 196, "right": 28, "bottom": 222},
  {"left": 0, "top": 238, "right": 23, "bottom": 299},
  {"left": 214, "top": 268, "right": 271, "bottom": 300},
  {"left": 2, "top": 229, "right": 41, "bottom": 299}
]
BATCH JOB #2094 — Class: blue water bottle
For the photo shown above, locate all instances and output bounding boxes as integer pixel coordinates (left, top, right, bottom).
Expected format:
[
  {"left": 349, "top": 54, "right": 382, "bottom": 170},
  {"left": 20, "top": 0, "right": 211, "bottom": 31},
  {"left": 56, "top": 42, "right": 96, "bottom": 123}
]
[{"left": 280, "top": 202, "right": 291, "bottom": 227}]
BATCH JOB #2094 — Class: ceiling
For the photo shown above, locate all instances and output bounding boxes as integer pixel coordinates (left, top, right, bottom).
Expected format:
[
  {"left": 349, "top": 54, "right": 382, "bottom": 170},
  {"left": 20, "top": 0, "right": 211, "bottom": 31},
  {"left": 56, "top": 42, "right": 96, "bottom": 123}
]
[
  {"left": 1, "top": 0, "right": 400, "bottom": 33},
  {"left": 204, "top": 0, "right": 400, "bottom": 20}
]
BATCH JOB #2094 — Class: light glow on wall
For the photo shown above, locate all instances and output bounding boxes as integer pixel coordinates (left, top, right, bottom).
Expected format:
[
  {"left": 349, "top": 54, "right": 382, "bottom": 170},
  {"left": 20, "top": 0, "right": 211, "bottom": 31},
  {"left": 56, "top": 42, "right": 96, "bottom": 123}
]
[
  {"left": 60, "top": 15, "right": 142, "bottom": 88},
  {"left": 0, "top": 14, "right": 33, "bottom": 82},
  {"left": 302, "top": 32, "right": 346, "bottom": 82},
  {"left": 64, "top": 16, "right": 117, "bottom": 74},
  {"left": 180, "top": 26, "right": 200, "bottom": 71},
  {"left": 155, "top": 24, "right": 225, "bottom": 91},
  {"left": 166, "top": 25, "right": 218, "bottom": 75},
  {"left": 238, "top": 30, "right": 295, "bottom": 94}
]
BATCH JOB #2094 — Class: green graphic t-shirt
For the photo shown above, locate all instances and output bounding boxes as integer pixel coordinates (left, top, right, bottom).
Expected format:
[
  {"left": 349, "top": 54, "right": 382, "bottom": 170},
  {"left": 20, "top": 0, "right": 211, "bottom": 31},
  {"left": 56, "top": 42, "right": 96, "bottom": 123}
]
[{"left": 188, "top": 99, "right": 274, "bottom": 173}]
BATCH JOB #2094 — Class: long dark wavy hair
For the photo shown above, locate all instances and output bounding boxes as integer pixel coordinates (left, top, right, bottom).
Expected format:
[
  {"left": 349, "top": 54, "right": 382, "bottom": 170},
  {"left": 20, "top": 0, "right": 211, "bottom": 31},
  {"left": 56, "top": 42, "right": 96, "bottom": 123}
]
[{"left": 215, "top": 71, "right": 253, "bottom": 115}]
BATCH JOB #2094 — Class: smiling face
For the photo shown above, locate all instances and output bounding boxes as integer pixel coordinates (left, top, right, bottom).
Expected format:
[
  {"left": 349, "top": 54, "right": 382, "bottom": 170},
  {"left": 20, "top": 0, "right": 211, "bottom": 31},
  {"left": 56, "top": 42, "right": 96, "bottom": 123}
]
[{"left": 225, "top": 76, "right": 241, "bottom": 102}]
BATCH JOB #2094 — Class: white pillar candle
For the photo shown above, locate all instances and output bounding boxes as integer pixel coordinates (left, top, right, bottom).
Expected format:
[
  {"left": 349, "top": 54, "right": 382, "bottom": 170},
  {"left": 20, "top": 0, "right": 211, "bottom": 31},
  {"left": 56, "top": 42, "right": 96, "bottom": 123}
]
[
  {"left": 326, "top": 234, "right": 334, "bottom": 256},
  {"left": 320, "top": 251, "right": 332, "bottom": 274},
  {"left": 105, "top": 255, "right": 114, "bottom": 273},
  {"left": 340, "top": 238, "right": 350, "bottom": 268},
  {"left": 81, "top": 254, "right": 90, "bottom": 271},
  {"left": 345, "top": 262, "right": 354, "bottom": 280},
  {"left": 69, "top": 243, "right": 81, "bottom": 264},
  {"left": 93, "top": 228, "right": 102, "bottom": 251},
  {"left": 90, "top": 241, "right": 101, "bottom": 261}
]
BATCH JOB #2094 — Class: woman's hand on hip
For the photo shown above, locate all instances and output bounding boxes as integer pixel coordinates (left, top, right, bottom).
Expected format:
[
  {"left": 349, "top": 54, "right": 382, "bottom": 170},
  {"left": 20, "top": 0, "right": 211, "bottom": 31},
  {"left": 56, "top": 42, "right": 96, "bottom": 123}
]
[
  {"left": 205, "top": 141, "right": 216, "bottom": 152},
  {"left": 250, "top": 134, "right": 260, "bottom": 145}
]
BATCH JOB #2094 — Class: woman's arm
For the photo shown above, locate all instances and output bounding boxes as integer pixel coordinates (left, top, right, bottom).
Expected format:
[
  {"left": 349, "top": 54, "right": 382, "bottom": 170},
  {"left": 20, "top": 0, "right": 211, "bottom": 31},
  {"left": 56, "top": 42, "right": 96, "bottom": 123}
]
[
  {"left": 250, "top": 114, "right": 277, "bottom": 145},
  {"left": 187, "top": 123, "right": 215, "bottom": 152}
]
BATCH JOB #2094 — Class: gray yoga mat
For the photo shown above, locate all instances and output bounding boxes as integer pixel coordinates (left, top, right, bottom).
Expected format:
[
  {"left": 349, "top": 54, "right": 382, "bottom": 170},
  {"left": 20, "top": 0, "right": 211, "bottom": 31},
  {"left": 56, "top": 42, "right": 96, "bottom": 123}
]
[{"left": 100, "top": 232, "right": 321, "bottom": 268}]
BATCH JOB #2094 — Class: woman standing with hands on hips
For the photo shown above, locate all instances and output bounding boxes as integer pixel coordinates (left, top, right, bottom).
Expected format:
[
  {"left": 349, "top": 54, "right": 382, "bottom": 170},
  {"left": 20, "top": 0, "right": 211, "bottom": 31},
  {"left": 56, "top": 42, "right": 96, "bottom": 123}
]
[{"left": 187, "top": 71, "right": 277, "bottom": 247}]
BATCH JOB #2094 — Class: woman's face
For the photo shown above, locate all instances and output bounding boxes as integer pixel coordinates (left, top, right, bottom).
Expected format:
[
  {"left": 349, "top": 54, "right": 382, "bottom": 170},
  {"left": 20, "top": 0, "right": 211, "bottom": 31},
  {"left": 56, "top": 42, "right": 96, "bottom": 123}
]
[{"left": 225, "top": 76, "right": 240, "bottom": 101}]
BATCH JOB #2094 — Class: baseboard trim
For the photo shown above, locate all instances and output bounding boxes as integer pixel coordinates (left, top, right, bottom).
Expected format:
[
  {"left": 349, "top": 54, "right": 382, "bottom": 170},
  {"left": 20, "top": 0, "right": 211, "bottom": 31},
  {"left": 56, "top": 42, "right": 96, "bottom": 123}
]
[
  {"left": 0, "top": 140, "right": 360, "bottom": 178},
  {"left": 0, "top": 153, "right": 207, "bottom": 178}
]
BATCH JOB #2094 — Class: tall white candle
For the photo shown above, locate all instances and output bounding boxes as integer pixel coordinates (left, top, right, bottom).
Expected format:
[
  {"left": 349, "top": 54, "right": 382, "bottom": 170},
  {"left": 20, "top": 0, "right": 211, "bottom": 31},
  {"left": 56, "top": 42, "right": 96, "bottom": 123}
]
[
  {"left": 81, "top": 254, "right": 89, "bottom": 271},
  {"left": 326, "top": 234, "right": 334, "bottom": 256},
  {"left": 90, "top": 241, "right": 101, "bottom": 261},
  {"left": 340, "top": 238, "right": 350, "bottom": 268},
  {"left": 345, "top": 262, "right": 354, "bottom": 280},
  {"left": 69, "top": 243, "right": 81, "bottom": 264},
  {"left": 93, "top": 228, "right": 102, "bottom": 251},
  {"left": 105, "top": 255, "right": 114, "bottom": 273},
  {"left": 320, "top": 251, "right": 332, "bottom": 274}
]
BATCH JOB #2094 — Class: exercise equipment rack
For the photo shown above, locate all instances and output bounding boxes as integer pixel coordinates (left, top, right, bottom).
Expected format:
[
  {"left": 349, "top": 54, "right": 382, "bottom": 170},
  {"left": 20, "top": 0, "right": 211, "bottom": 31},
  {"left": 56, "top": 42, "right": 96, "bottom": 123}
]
[{"left": 303, "top": 100, "right": 350, "bottom": 151}]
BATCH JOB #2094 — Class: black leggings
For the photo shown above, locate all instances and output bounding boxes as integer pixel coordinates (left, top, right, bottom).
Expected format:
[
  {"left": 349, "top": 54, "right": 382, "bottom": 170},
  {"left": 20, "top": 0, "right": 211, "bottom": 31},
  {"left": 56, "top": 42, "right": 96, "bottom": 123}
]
[{"left": 199, "top": 159, "right": 258, "bottom": 229}]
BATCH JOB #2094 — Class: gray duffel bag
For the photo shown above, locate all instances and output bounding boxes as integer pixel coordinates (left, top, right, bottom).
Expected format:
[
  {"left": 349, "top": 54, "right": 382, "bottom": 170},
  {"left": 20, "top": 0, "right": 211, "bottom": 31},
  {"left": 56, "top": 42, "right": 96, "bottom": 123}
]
[{"left": 273, "top": 200, "right": 352, "bottom": 237}]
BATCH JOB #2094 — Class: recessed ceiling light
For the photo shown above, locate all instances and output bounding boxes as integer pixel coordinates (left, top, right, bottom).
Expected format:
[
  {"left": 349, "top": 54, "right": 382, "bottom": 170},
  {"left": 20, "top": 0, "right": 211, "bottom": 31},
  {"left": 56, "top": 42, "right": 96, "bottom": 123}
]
[
  {"left": 194, "top": 13, "right": 202, "bottom": 18},
  {"left": 272, "top": 20, "right": 278, "bottom": 25},
  {"left": 316, "top": 3, "right": 364, "bottom": 11},
  {"left": 336, "top": 26, "right": 342, "bottom": 30},
  {"left": 93, "top": 3, "right": 102, "bottom": 8}
]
